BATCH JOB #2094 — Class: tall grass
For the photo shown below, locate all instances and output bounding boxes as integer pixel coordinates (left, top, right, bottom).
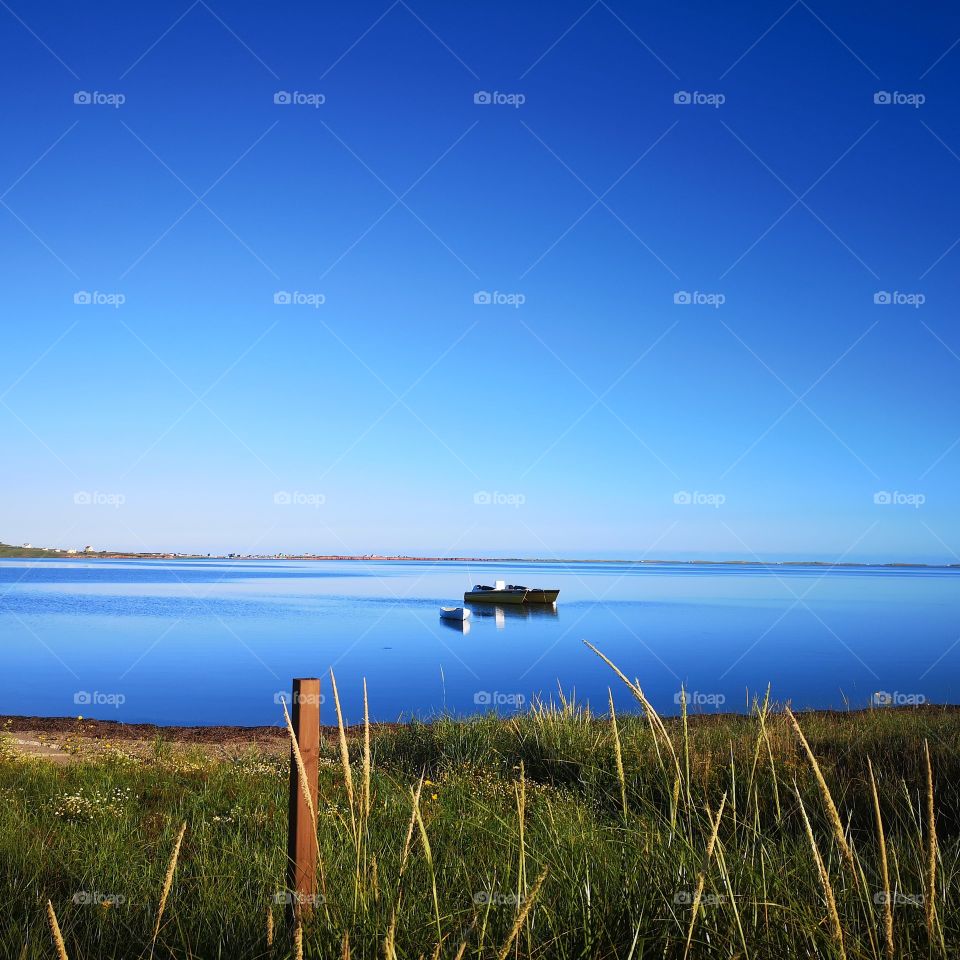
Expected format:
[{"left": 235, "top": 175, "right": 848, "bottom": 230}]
[
  {"left": 46, "top": 900, "right": 68, "bottom": 960},
  {"left": 1, "top": 655, "right": 958, "bottom": 958},
  {"left": 151, "top": 820, "right": 186, "bottom": 950}
]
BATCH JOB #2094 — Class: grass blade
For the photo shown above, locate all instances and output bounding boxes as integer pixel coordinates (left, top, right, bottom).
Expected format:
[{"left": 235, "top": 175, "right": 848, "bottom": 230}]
[
  {"left": 495, "top": 867, "right": 549, "bottom": 960},
  {"left": 785, "top": 707, "right": 855, "bottom": 873},
  {"left": 796, "top": 787, "right": 846, "bottom": 960},
  {"left": 330, "top": 669, "right": 357, "bottom": 839},
  {"left": 46, "top": 900, "right": 68, "bottom": 960},
  {"left": 924, "top": 740, "right": 938, "bottom": 944},
  {"left": 608, "top": 689, "right": 628, "bottom": 818},
  {"left": 683, "top": 794, "right": 727, "bottom": 960},
  {"left": 151, "top": 821, "right": 187, "bottom": 950},
  {"left": 867, "top": 758, "right": 893, "bottom": 960}
]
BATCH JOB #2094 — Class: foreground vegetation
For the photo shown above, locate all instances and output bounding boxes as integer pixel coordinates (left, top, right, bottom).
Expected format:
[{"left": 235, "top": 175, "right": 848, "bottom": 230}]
[{"left": 2, "top": 660, "right": 958, "bottom": 958}]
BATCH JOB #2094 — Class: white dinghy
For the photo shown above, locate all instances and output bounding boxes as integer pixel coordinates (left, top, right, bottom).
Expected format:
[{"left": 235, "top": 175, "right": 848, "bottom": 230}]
[{"left": 439, "top": 606, "right": 471, "bottom": 621}]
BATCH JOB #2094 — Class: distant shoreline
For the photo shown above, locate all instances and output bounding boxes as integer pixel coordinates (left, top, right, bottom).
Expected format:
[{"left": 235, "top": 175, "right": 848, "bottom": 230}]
[{"left": 0, "top": 543, "right": 956, "bottom": 569}]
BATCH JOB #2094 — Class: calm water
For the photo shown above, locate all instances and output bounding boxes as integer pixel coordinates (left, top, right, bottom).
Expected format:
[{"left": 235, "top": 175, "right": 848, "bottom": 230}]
[{"left": 1, "top": 558, "right": 958, "bottom": 725}]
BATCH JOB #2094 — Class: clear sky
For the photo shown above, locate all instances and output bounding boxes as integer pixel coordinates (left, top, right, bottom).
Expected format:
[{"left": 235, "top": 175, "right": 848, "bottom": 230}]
[{"left": 1, "top": 1, "right": 959, "bottom": 561}]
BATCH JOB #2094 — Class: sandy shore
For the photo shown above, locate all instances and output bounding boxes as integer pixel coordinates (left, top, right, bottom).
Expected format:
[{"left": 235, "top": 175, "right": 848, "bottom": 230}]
[
  {"left": 4, "top": 705, "right": 957, "bottom": 764},
  {"left": 1, "top": 715, "right": 283, "bottom": 763},
  {"left": 2, "top": 714, "right": 288, "bottom": 743},
  {"left": 0, "top": 714, "right": 409, "bottom": 762}
]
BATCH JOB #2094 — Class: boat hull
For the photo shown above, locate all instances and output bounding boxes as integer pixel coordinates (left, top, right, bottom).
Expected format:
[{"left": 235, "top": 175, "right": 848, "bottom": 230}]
[
  {"left": 464, "top": 589, "right": 527, "bottom": 604},
  {"left": 523, "top": 590, "right": 559, "bottom": 604},
  {"left": 440, "top": 606, "right": 470, "bottom": 620}
]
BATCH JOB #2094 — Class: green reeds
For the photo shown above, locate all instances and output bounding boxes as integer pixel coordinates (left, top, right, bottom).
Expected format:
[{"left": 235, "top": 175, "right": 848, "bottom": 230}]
[{"left": 8, "top": 655, "right": 959, "bottom": 959}]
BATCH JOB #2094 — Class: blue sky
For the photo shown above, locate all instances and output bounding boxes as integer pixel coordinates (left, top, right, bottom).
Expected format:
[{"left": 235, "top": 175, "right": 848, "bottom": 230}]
[{"left": 1, "top": 0, "right": 959, "bottom": 561}]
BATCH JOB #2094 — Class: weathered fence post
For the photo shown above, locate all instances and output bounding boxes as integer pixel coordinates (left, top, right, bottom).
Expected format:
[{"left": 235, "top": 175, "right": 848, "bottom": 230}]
[{"left": 286, "top": 677, "right": 320, "bottom": 923}]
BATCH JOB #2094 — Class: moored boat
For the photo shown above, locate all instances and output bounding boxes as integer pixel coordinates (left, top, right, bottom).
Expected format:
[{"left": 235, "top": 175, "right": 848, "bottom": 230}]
[
  {"left": 507, "top": 585, "right": 560, "bottom": 604},
  {"left": 439, "top": 606, "right": 471, "bottom": 620},
  {"left": 464, "top": 580, "right": 528, "bottom": 604}
]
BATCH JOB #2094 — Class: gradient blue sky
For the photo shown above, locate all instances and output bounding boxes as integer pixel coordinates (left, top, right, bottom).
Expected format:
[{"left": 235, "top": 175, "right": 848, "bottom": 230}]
[{"left": 2, "top": 1, "right": 959, "bottom": 561}]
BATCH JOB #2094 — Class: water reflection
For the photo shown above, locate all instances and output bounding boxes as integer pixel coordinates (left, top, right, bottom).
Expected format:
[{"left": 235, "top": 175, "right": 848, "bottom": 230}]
[
  {"left": 439, "top": 617, "right": 471, "bottom": 635},
  {"left": 468, "top": 602, "right": 559, "bottom": 629}
]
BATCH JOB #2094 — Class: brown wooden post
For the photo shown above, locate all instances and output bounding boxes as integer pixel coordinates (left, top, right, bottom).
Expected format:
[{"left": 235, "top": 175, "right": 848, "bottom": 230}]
[{"left": 286, "top": 677, "right": 320, "bottom": 923}]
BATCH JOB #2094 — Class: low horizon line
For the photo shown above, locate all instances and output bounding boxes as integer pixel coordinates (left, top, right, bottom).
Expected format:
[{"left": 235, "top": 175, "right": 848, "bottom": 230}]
[{"left": 3, "top": 544, "right": 956, "bottom": 569}]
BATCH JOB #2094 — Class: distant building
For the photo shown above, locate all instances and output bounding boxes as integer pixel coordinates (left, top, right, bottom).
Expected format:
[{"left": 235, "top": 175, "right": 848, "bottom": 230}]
[
  {"left": 66, "top": 548, "right": 77, "bottom": 554},
  {"left": 22, "top": 543, "right": 32, "bottom": 548},
  {"left": 83, "top": 545, "right": 94, "bottom": 553}
]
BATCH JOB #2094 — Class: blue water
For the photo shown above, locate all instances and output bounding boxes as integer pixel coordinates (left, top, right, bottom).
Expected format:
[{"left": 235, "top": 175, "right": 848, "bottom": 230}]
[{"left": 1, "top": 558, "right": 958, "bottom": 725}]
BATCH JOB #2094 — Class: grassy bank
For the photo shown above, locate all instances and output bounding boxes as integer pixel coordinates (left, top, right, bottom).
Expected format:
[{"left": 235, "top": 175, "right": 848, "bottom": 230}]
[{"left": 2, "top": 671, "right": 958, "bottom": 958}]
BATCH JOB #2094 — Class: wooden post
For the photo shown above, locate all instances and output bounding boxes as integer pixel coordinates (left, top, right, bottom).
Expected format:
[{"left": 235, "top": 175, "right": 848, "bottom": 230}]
[{"left": 286, "top": 677, "right": 320, "bottom": 923}]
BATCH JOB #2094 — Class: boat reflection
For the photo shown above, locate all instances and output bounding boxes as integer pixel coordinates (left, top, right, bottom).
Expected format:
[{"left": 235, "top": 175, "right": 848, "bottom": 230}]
[
  {"left": 439, "top": 617, "right": 471, "bottom": 635},
  {"left": 467, "top": 602, "right": 558, "bottom": 629}
]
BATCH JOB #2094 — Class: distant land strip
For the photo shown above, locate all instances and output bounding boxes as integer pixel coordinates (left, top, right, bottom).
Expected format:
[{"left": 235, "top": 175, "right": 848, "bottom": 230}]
[{"left": 0, "top": 542, "right": 956, "bottom": 567}]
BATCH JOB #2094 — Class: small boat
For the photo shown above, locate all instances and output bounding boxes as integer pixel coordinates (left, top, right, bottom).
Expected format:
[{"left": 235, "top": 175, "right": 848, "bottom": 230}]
[
  {"left": 464, "top": 580, "right": 527, "bottom": 604},
  {"left": 508, "top": 585, "right": 560, "bottom": 604},
  {"left": 439, "top": 606, "right": 471, "bottom": 621}
]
